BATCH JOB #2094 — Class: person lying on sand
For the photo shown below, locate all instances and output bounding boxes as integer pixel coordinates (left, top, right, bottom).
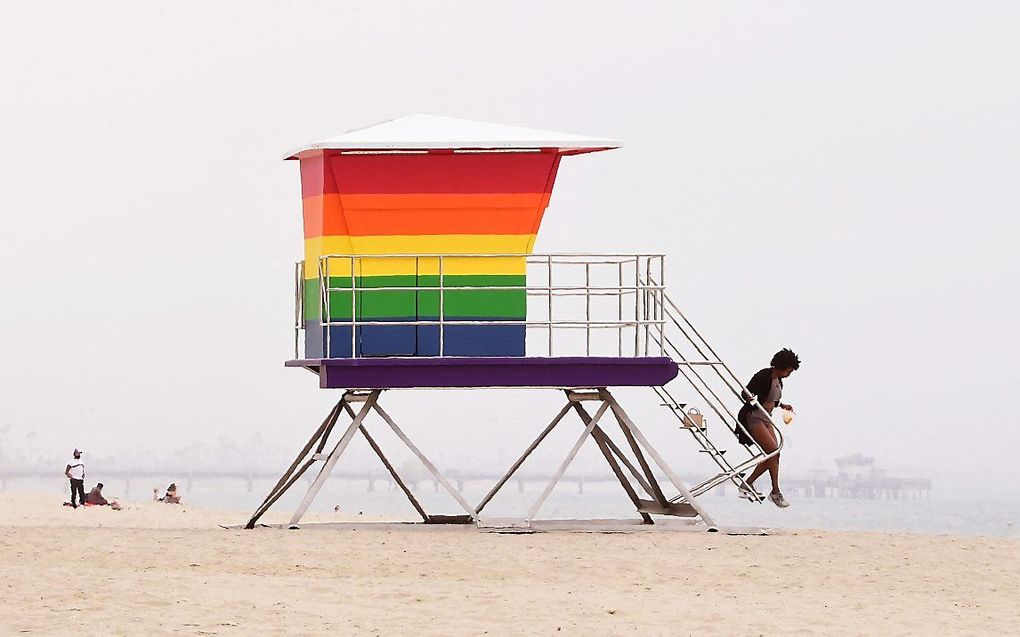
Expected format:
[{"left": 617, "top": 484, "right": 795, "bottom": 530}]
[
  {"left": 85, "top": 482, "right": 123, "bottom": 510},
  {"left": 160, "top": 483, "right": 181, "bottom": 504},
  {"left": 735, "top": 348, "right": 800, "bottom": 508}
]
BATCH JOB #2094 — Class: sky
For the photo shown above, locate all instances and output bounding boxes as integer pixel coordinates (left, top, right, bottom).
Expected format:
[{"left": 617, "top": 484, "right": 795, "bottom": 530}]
[{"left": 1, "top": 2, "right": 1018, "bottom": 496}]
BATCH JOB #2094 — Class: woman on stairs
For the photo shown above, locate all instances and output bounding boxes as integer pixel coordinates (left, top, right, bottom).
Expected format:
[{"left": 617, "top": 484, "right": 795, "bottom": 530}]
[{"left": 735, "top": 348, "right": 800, "bottom": 508}]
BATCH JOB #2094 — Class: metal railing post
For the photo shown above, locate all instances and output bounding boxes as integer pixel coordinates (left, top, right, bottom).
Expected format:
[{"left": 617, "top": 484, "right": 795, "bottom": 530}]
[
  {"left": 584, "top": 262, "right": 591, "bottom": 356},
  {"left": 644, "top": 257, "right": 651, "bottom": 356},
  {"left": 547, "top": 255, "right": 553, "bottom": 357},
  {"left": 658, "top": 256, "right": 665, "bottom": 356},
  {"left": 300, "top": 252, "right": 670, "bottom": 361},
  {"left": 294, "top": 261, "right": 303, "bottom": 359},
  {"left": 617, "top": 260, "right": 623, "bottom": 357},
  {"left": 633, "top": 256, "right": 640, "bottom": 357},
  {"left": 349, "top": 256, "right": 356, "bottom": 358},
  {"left": 320, "top": 256, "right": 330, "bottom": 359},
  {"left": 438, "top": 255, "right": 445, "bottom": 356}
]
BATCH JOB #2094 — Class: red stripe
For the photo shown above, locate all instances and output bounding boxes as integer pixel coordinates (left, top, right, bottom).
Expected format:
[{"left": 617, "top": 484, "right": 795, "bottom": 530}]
[
  {"left": 299, "top": 152, "right": 559, "bottom": 195},
  {"left": 527, "top": 155, "right": 561, "bottom": 238},
  {"left": 299, "top": 154, "right": 326, "bottom": 200}
]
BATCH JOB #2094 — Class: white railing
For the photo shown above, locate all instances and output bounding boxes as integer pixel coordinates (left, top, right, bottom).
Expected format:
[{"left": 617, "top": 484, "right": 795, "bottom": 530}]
[
  {"left": 293, "top": 253, "right": 668, "bottom": 359},
  {"left": 289, "top": 252, "right": 784, "bottom": 505}
]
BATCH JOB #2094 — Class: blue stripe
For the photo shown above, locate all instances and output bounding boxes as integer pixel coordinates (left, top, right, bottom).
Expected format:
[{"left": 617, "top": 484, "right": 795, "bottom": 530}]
[{"left": 303, "top": 320, "right": 525, "bottom": 358}]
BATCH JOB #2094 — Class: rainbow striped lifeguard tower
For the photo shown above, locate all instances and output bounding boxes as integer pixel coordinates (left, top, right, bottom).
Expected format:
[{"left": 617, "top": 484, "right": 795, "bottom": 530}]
[{"left": 246, "top": 115, "right": 782, "bottom": 530}]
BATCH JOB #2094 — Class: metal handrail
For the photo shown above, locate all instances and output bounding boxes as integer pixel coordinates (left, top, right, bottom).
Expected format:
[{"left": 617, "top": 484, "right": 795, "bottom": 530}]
[
  {"left": 319, "top": 320, "right": 666, "bottom": 327},
  {"left": 288, "top": 251, "right": 783, "bottom": 507},
  {"left": 305, "top": 252, "right": 666, "bottom": 359},
  {"left": 641, "top": 277, "right": 785, "bottom": 501},
  {"left": 290, "top": 252, "right": 780, "bottom": 502},
  {"left": 318, "top": 252, "right": 666, "bottom": 259},
  {"left": 323, "top": 285, "right": 664, "bottom": 293}
]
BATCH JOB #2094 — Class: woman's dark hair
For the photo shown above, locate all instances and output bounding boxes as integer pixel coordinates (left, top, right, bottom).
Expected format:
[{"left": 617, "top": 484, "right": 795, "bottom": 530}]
[{"left": 771, "top": 348, "right": 801, "bottom": 370}]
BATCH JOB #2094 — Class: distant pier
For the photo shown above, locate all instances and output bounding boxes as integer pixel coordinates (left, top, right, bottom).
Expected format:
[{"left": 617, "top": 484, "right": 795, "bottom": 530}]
[{"left": 1, "top": 461, "right": 932, "bottom": 501}]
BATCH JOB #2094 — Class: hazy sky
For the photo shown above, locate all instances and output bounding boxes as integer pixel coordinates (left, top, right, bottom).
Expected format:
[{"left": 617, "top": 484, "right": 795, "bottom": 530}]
[{"left": 1, "top": 2, "right": 1017, "bottom": 495}]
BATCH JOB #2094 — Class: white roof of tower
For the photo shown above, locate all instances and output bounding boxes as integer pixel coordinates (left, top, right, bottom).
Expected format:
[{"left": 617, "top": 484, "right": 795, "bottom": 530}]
[{"left": 287, "top": 114, "right": 621, "bottom": 157}]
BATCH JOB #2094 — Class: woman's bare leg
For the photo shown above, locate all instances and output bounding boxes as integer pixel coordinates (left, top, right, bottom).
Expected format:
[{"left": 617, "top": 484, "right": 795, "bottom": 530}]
[{"left": 744, "top": 421, "right": 781, "bottom": 494}]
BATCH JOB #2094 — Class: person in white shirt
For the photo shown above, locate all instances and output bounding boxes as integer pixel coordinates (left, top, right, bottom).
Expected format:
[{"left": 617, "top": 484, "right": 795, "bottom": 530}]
[{"left": 64, "top": 449, "right": 86, "bottom": 508}]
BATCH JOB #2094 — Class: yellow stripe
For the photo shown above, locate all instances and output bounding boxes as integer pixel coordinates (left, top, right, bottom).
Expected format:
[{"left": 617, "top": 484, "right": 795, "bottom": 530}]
[
  {"left": 304, "top": 255, "right": 527, "bottom": 279},
  {"left": 303, "top": 234, "right": 535, "bottom": 279}
]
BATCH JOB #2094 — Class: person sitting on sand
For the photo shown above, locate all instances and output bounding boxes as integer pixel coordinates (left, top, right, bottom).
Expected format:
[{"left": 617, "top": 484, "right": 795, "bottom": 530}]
[
  {"left": 85, "top": 482, "right": 123, "bottom": 510},
  {"left": 735, "top": 348, "right": 800, "bottom": 508},
  {"left": 160, "top": 483, "right": 181, "bottom": 504},
  {"left": 86, "top": 482, "right": 109, "bottom": 506}
]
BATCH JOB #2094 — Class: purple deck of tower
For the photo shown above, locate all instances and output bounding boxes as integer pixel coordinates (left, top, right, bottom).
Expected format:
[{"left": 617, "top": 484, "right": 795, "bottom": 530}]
[{"left": 286, "top": 356, "right": 679, "bottom": 389}]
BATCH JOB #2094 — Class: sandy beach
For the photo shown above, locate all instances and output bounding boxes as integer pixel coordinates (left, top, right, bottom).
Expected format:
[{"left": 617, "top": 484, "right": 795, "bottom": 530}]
[{"left": 1, "top": 493, "right": 1017, "bottom": 635}]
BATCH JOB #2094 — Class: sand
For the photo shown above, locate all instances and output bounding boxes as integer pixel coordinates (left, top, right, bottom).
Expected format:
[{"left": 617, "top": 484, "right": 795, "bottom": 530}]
[{"left": 2, "top": 492, "right": 1018, "bottom": 635}]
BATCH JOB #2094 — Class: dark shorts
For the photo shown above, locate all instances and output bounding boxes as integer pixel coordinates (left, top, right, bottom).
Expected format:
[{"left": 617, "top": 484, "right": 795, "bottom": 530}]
[{"left": 736, "top": 406, "right": 773, "bottom": 446}]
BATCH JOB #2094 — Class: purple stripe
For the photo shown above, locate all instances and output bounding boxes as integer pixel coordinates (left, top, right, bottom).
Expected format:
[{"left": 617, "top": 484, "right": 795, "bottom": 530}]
[{"left": 286, "top": 357, "right": 679, "bottom": 389}]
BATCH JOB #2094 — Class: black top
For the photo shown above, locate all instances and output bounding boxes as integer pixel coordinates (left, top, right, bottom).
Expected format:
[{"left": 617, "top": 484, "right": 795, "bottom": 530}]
[
  {"left": 743, "top": 367, "right": 782, "bottom": 407},
  {"left": 736, "top": 367, "right": 783, "bottom": 439}
]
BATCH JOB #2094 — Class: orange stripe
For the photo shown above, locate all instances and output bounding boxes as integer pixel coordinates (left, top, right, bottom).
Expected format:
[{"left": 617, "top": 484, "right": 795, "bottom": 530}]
[{"left": 302, "top": 193, "right": 548, "bottom": 238}]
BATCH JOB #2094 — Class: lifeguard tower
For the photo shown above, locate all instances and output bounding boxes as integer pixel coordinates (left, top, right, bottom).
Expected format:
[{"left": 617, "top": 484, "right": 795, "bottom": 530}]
[{"left": 246, "top": 114, "right": 782, "bottom": 530}]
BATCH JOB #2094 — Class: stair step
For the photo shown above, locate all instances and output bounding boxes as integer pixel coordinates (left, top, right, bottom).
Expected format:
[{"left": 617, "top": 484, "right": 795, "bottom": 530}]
[
  {"left": 424, "top": 514, "right": 474, "bottom": 525},
  {"left": 637, "top": 498, "right": 699, "bottom": 518}
]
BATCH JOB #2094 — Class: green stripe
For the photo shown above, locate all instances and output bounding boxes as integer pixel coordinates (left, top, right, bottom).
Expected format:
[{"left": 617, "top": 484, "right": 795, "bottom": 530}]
[{"left": 304, "top": 275, "right": 527, "bottom": 321}]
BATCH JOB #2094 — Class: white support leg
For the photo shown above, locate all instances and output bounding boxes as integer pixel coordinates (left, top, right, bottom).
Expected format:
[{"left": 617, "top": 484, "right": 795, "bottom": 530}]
[
  {"left": 604, "top": 391, "right": 716, "bottom": 528},
  {"left": 288, "top": 390, "right": 380, "bottom": 526},
  {"left": 372, "top": 403, "right": 480, "bottom": 523},
  {"left": 474, "top": 403, "right": 573, "bottom": 516},
  {"left": 525, "top": 400, "right": 610, "bottom": 522}
]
